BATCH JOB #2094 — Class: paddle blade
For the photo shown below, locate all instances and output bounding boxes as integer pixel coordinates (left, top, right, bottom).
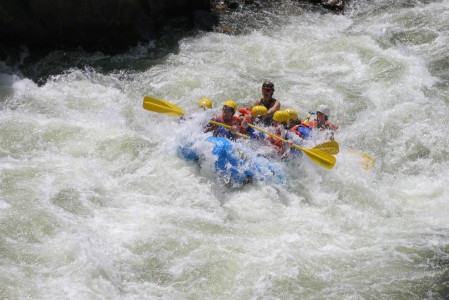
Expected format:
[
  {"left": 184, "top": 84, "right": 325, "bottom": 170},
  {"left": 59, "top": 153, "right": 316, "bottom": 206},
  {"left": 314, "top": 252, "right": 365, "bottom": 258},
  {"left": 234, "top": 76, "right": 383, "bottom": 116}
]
[
  {"left": 314, "top": 141, "right": 339, "bottom": 155},
  {"left": 142, "top": 96, "right": 185, "bottom": 117},
  {"left": 300, "top": 147, "right": 336, "bottom": 169}
]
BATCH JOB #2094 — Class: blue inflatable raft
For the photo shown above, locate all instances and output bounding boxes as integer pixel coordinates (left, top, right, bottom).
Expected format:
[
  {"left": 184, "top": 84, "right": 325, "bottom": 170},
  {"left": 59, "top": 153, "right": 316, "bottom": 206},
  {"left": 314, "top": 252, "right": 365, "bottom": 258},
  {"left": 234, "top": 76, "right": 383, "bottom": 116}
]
[{"left": 177, "top": 136, "right": 285, "bottom": 186}]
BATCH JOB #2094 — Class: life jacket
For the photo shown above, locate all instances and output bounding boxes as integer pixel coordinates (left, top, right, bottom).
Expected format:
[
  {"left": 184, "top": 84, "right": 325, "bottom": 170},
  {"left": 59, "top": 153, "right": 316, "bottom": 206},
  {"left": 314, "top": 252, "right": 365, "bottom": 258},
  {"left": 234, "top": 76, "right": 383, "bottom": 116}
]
[
  {"left": 267, "top": 137, "right": 283, "bottom": 153},
  {"left": 291, "top": 124, "right": 311, "bottom": 139},
  {"left": 266, "top": 126, "right": 288, "bottom": 154},
  {"left": 307, "top": 119, "right": 339, "bottom": 131},
  {"left": 238, "top": 108, "right": 254, "bottom": 124},
  {"left": 212, "top": 115, "right": 249, "bottom": 138},
  {"left": 238, "top": 107, "right": 252, "bottom": 117},
  {"left": 286, "top": 119, "right": 301, "bottom": 130},
  {"left": 216, "top": 115, "right": 241, "bottom": 126}
]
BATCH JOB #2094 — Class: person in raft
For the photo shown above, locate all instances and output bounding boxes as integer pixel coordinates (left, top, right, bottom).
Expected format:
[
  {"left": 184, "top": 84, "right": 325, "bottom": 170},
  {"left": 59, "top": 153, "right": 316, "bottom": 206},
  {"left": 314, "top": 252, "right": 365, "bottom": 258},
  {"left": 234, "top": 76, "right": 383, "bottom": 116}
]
[
  {"left": 198, "top": 98, "right": 213, "bottom": 110},
  {"left": 240, "top": 105, "right": 268, "bottom": 140},
  {"left": 180, "top": 98, "right": 213, "bottom": 122},
  {"left": 284, "top": 108, "right": 301, "bottom": 129},
  {"left": 253, "top": 81, "right": 281, "bottom": 126},
  {"left": 265, "top": 110, "right": 301, "bottom": 158},
  {"left": 291, "top": 104, "right": 338, "bottom": 140},
  {"left": 204, "top": 100, "right": 248, "bottom": 140}
]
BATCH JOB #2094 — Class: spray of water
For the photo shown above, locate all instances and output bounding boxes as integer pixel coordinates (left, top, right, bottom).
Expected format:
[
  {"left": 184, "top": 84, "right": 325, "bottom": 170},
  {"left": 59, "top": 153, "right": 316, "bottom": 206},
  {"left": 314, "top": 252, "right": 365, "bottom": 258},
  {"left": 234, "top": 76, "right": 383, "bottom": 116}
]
[{"left": 1, "top": 0, "right": 448, "bottom": 298}]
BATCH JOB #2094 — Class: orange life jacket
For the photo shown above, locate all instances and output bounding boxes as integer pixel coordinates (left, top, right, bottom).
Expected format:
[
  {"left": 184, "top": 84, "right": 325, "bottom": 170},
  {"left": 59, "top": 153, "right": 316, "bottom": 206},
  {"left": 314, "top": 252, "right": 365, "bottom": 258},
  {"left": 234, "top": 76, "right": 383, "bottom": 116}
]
[
  {"left": 291, "top": 124, "right": 310, "bottom": 138},
  {"left": 238, "top": 107, "right": 252, "bottom": 116},
  {"left": 216, "top": 115, "right": 241, "bottom": 126},
  {"left": 238, "top": 108, "right": 254, "bottom": 124},
  {"left": 266, "top": 127, "right": 287, "bottom": 154},
  {"left": 216, "top": 115, "right": 250, "bottom": 135},
  {"left": 307, "top": 119, "right": 338, "bottom": 131}
]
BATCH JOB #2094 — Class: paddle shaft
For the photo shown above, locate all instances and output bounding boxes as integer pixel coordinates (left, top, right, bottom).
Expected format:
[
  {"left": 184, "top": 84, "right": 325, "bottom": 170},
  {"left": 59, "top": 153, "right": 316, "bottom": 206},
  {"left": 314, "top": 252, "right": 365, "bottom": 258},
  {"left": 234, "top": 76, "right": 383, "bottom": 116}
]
[{"left": 303, "top": 112, "right": 314, "bottom": 125}]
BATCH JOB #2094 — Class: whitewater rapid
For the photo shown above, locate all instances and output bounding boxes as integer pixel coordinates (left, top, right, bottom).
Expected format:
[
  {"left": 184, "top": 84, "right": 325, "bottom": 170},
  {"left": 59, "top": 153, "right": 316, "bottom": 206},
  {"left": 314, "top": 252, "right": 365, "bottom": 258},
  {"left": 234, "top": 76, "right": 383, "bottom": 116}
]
[{"left": 1, "top": 0, "right": 449, "bottom": 298}]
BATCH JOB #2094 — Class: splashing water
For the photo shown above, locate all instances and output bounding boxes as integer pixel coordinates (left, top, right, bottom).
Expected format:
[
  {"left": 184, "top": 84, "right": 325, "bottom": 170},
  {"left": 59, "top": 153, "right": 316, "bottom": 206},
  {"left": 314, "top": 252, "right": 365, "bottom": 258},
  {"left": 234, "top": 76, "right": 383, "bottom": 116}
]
[{"left": 1, "top": 0, "right": 449, "bottom": 298}]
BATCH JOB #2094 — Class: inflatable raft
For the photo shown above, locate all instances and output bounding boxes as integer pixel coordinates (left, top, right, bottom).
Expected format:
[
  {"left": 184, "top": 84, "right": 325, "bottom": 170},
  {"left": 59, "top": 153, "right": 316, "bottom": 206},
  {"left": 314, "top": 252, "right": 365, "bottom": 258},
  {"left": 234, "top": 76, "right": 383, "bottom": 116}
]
[{"left": 177, "top": 136, "right": 286, "bottom": 186}]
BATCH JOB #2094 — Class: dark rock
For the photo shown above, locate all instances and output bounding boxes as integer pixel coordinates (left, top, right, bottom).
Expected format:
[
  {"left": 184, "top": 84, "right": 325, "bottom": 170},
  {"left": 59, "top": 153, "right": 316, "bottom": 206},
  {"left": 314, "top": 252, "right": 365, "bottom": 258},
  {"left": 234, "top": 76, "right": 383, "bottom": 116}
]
[
  {"left": 322, "top": 0, "right": 345, "bottom": 11},
  {"left": 227, "top": 1, "right": 240, "bottom": 10},
  {"left": 0, "top": 0, "right": 212, "bottom": 59},
  {"left": 194, "top": 9, "right": 219, "bottom": 31}
]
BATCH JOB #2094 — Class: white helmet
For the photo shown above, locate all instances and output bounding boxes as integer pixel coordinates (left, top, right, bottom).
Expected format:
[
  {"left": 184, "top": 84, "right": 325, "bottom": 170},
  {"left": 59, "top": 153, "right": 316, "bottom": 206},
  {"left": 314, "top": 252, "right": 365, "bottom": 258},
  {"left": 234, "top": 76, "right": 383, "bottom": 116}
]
[{"left": 317, "top": 104, "right": 330, "bottom": 117}]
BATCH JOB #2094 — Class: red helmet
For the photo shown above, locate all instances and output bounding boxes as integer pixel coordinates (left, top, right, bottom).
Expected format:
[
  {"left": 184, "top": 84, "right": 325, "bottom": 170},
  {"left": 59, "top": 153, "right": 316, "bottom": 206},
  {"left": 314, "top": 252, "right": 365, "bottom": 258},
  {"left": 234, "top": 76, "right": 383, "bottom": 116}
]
[{"left": 262, "top": 81, "right": 274, "bottom": 91}]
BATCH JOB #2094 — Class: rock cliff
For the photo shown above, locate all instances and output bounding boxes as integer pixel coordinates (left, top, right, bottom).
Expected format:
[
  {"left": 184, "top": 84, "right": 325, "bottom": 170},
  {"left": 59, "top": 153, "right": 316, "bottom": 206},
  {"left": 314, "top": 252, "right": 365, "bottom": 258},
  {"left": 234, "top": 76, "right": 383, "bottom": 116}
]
[
  {"left": 0, "top": 0, "right": 213, "bottom": 57},
  {"left": 0, "top": 0, "right": 345, "bottom": 61}
]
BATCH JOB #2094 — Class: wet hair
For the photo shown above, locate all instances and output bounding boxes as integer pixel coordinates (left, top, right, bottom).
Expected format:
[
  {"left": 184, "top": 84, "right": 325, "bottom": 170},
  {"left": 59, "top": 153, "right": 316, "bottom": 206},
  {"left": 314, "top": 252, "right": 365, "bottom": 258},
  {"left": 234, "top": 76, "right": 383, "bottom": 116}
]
[{"left": 262, "top": 81, "right": 274, "bottom": 90}]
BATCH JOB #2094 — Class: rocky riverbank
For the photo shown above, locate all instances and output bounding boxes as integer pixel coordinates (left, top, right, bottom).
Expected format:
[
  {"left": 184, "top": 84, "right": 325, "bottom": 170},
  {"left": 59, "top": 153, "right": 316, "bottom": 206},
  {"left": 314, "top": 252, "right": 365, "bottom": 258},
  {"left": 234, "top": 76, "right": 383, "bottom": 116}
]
[{"left": 0, "top": 0, "right": 345, "bottom": 58}]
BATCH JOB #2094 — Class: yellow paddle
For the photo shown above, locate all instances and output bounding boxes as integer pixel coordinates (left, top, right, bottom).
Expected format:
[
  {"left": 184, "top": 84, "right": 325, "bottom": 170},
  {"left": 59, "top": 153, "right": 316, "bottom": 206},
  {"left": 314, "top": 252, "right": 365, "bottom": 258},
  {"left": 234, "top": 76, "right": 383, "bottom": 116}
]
[
  {"left": 314, "top": 140, "right": 339, "bottom": 155},
  {"left": 142, "top": 96, "right": 249, "bottom": 138},
  {"left": 247, "top": 123, "right": 336, "bottom": 169},
  {"left": 303, "top": 111, "right": 314, "bottom": 125},
  {"left": 143, "top": 96, "right": 185, "bottom": 117}
]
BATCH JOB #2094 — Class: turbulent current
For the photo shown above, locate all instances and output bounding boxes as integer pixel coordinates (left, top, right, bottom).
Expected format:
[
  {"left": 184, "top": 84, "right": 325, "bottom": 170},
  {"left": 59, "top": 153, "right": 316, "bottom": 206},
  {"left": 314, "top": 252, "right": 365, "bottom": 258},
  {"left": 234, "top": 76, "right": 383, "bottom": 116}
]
[{"left": 1, "top": 0, "right": 449, "bottom": 298}]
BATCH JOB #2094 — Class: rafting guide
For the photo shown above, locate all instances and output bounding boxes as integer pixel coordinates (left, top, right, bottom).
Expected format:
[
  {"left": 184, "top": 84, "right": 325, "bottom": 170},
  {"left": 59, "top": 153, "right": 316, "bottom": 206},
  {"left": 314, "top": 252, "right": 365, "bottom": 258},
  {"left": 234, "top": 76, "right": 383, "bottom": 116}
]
[{"left": 253, "top": 81, "right": 281, "bottom": 126}]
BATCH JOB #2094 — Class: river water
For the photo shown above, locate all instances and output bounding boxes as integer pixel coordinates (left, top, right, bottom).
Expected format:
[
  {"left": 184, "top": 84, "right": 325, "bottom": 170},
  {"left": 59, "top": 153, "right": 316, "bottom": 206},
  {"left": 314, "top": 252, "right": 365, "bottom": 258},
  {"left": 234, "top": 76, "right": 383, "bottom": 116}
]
[{"left": 1, "top": 0, "right": 449, "bottom": 299}]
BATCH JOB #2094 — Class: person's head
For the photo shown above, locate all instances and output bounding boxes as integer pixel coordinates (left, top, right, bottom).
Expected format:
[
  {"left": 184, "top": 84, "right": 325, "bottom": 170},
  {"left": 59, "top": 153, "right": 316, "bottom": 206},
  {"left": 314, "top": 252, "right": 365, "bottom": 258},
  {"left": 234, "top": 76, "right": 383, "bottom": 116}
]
[
  {"left": 316, "top": 104, "right": 330, "bottom": 121},
  {"left": 261, "top": 81, "right": 275, "bottom": 99},
  {"left": 251, "top": 105, "right": 268, "bottom": 119},
  {"left": 284, "top": 108, "right": 299, "bottom": 123},
  {"left": 222, "top": 100, "right": 237, "bottom": 121},
  {"left": 273, "top": 110, "right": 290, "bottom": 128},
  {"left": 198, "top": 98, "right": 212, "bottom": 110}
]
